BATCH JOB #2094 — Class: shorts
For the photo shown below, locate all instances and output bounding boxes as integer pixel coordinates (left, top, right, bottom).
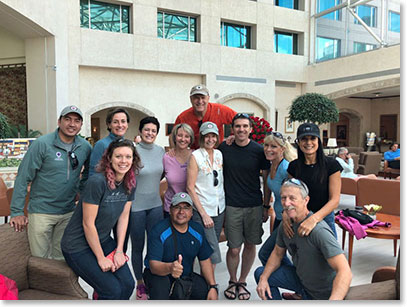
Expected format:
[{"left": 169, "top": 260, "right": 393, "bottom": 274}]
[
  {"left": 192, "top": 210, "right": 225, "bottom": 264},
  {"left": 225, "top": 205, "right": 264, "bottom": 249}
]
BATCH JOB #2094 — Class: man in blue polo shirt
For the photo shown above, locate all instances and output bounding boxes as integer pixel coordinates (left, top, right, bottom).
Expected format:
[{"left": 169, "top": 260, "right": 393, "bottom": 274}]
[
  {"left": 384, "top": 142, "right": 400, "bottom": 169},
  {"left": 143, "top": 192, "right": 219, "bottom": 300}
]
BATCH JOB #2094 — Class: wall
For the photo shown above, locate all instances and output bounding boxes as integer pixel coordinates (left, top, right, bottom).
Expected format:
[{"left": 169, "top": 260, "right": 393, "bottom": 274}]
[
  {"left": 0, "top": 26, "right": 25, "bottom": 65},
  {"left": 371, "top": 97, "right": 400, "bottom": 143}
]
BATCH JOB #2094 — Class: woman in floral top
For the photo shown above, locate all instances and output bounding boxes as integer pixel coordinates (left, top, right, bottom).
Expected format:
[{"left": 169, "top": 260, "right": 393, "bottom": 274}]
[{"left": 187, "top": 121, "right": 225, "bottom": 271}]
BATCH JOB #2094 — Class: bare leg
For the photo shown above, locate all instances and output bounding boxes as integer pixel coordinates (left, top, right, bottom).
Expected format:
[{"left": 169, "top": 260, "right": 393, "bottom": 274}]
[
  {"left": 225, "top": 246, "right": 241, "bottom": 298},
  {"left": 237, "top": 243, "right": 256, "bottom": 299}
]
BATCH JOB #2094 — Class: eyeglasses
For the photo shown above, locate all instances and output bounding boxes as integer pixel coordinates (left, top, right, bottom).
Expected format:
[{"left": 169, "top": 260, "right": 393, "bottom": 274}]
[
  {"left": 282, "top": 178, "right": 309, "bottom": 195},
  {"left": 213, "top": 170, "right": 219, "bottom": 187},
  {"left": 171, "top": 205, "right": 192, "bottom": 212},
  {"left": 68, "top": 151, "right": 79, "bottom": 170}
]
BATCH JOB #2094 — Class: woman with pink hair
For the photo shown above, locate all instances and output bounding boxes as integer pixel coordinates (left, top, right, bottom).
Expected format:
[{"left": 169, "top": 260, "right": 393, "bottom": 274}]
[{"left": 61, "top": 139, "right": 141, "bottom": 300}]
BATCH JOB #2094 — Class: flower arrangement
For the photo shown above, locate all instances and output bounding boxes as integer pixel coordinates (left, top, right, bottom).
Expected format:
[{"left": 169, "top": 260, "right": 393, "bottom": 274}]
[
  {"left": 364, "top": 204, "right": 382, "bottom": 216},
  {"left": 249, "top": 116, "right": 273, "bottom": 145}
]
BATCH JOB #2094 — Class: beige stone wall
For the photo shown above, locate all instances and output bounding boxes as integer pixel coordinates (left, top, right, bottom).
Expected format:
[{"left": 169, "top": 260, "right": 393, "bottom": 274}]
[{"left": 0, "top": 26, "right": 25, "bottom": 65}]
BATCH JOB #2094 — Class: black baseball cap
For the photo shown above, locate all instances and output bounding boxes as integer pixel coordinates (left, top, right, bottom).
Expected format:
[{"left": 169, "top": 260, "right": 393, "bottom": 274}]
[{"left": 296, "top": 123, "right": 320, "bottom": 141}]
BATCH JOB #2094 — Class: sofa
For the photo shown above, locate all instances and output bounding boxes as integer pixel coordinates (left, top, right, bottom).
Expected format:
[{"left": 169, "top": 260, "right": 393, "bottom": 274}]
[
  {"left": 347, "top": 147, "right": 364, "bottom": 155},
  {"left": 357, "top": 151, "right": 382, "bottom": 175},
  {"left": 0, "top": 223, "right": 88, "bottom": 300},
  {"left": 345, "top": 250, "right": 400, "bottom": 300}
]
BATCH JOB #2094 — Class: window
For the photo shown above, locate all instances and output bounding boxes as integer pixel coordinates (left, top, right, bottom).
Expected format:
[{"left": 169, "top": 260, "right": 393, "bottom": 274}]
[
  {"left": 316, "top": 36, "right": 341, "bottom": 61},
  {"left": 220, "top": 22, "right": 251, "bottom": 49},
  {"left": 353, "top": 42, "right": 376, "bottom": 54},
  {"left": 274, "top": 31, "right": 298, "bottom": 54},
  {"left": 80, "top": 0, "right": 130, "bottom": 33},
  {"left": 275, "top": 0, "right": 298, "bottom": 10},
  {"left": 388, "top": 11, "right": 400, "bottom": 33},
  {"left": 318, "top": 0, "right": 341, "bottom": 20},
  {"left": 157, "top": 12, "right": 197, "bottom": 42},
  {"left": 354, "top": 5, "right": 377, "bottom": 27}
]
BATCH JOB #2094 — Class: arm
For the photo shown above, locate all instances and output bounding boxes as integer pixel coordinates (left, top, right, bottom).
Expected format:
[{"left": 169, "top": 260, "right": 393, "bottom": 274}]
[
  {"left": 149, "top": 255, "right": 183, "bottom": 278},
  {"left": 256, "top": 244, "right": 286, "bottom": 300},
  {"left": 199, "top": 258, "right": 218, "bottom": 300},
  {"left": 113, "top": 201, "right": 132, "bottom": 270},
  {"left": 186, "top": 155, "right": 213, "bottom": 228},
  {"left": 89, "top": 141, "right": 104, "bottom": 177},
  {"left": 298, "top": 172, "right": 341, "bottom": 236},
  {"left": 10, "top": 141, "right": 43, "bottom": 231},
  {"left": 327, "top": 254, "right": 352, "bottom": 300},
  {"left": 262, "top": 169, "right": 271, "bottom": 223},
  {"left": 82, "top": 202, "right": 115, "bottom": 272},
  {"left": 282, "top": 172, "right": 294, "bottom": 238},
  {"left": 336, "top": 157, "right": 353, "bottom": 173}
]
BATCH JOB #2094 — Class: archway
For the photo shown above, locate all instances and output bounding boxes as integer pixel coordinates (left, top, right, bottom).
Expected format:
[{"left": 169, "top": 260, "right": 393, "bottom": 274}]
[
  {"left": 217, "top": 93, "right": 270, "bottom": 120},
  {"left": 85, "top": 102, "right": 154, "bottom": 142},
  {"left": 330, "top": 108, "right": 363, "bottom": 148}
]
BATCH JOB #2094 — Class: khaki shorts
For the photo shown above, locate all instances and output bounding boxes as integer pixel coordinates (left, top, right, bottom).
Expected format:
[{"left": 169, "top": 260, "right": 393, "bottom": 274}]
[{"left": 225, "top": 205, "right": 264, "bottom": 248}]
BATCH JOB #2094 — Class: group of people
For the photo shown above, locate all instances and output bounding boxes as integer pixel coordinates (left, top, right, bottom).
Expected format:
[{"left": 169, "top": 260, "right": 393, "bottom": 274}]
[{"left": 8, "top": 84, "right": 354, "bottom": 300}]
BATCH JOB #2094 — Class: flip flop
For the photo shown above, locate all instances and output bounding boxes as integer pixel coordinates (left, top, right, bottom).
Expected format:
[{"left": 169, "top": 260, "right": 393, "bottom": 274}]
[
  {"left": 236, "top": 282, "right": 251, "bottom": 300},
  {"left": 282, "top": 292, "right": 302, "bottom": 300},
  {"left": 224, "top": 281, "right": 237, "bottom": 300}
]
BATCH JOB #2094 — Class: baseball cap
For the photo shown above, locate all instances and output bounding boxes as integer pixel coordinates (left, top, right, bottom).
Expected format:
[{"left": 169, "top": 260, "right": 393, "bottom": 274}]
[
  {"left": 190, "top": 84, "right": 209, "bottom": 96},
  {"left": 60, "top": 105, "right": 83, "bottom": 120},
  {"left": 296, "top": 123, "right": 320, "bottom": 140},
  {"left": 199, "top": 121, "right": 219, "bottom": 136},
  {"left": 171, "top": 192, "right": 194, "bottom": 208}
]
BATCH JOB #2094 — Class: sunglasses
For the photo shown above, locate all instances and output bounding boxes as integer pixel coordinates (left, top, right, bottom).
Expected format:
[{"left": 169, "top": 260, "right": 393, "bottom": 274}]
[
  {"left": 233, "top": 113, "right": 250, "bottom": 121},
  {"left": 213, "top": 170, "right": 219, "bottom": 187},
  {"left": 267, "top": 131, "right": 285, "bottom": 142},
  {"left": 68, "top": 151, "right": 79, "bottom": 170},
  {"left": 283, "top": 178, "right": 309, "bottom": 195}
]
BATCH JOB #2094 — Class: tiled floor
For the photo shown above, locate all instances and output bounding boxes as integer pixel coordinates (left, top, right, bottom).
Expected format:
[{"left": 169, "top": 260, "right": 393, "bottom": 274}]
[{"left": 78, "top": 194, "right": 399, "bottom": 300}]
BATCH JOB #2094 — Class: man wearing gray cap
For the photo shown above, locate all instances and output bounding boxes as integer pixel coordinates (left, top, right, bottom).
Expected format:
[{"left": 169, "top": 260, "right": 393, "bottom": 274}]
[
  {"left": 174, "top": 84, "right": 237, "bottom": 149},
  {"left": 10, "top": 105, "right": 92, "bottom": 260},
  {"left": 143, "top": 192, "right": 218, "bottom": 300}
]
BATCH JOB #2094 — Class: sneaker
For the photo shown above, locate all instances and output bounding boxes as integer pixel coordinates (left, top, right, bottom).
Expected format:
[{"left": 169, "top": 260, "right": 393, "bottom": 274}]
[{"left": 136, "top": 284, "right": 148, "bottom": 300}]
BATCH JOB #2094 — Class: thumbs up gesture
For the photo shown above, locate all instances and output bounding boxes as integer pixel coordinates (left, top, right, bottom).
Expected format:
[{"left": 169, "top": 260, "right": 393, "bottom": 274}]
[{"left": 171, "top": 254, "right": 183, "bottom": 278}]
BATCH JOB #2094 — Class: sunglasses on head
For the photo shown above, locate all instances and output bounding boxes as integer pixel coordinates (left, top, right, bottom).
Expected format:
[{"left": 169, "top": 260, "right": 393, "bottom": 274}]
[
  {"left": 266, "top": 131, "right": 285, "bottom": 142},
  {"left": 68, "top": 151, "right": 79, "bottom": 170},
  {"left": 233, "top": 113, "right": 250, "bottom": 121},
  {"left": 282, "top": 178, "right": 309, "bottom": 195}
]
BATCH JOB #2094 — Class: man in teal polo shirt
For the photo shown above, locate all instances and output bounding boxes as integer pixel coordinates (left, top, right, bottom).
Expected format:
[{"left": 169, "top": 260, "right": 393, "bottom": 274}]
[{"left": 10, "top": 105, "right": 92, "bottom": 260}]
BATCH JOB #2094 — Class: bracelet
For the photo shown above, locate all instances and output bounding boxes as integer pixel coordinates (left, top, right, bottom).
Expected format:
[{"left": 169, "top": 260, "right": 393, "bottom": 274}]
[{"left": 115, "top": 250, "right": 124, "bottom": 254}]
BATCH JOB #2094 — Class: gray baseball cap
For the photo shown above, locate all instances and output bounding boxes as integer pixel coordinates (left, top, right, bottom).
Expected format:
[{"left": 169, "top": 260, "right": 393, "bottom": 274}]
[
  {"left": 190, "top": 84, "right": 209, "bottom": 96},
  {"left": 171, "top": 192, "right": 194, "bottom": 208},
  {"left": 60, "top": 105, "right": 83, "bottom": 120},
  {"left": 199, "top": 121, "right": 219, "bottom": 136}
]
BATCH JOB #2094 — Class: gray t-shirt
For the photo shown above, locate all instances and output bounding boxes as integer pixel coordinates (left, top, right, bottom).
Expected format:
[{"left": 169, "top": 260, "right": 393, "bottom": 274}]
[
  {"left": 276, "top": 212, "right": 344, "bottom": 300},
  {"left": 61, "top": 173, "right": 134, "bottom": 253},
  {"left": 131, "top": 142, "right": 165, "bottom": 212}
]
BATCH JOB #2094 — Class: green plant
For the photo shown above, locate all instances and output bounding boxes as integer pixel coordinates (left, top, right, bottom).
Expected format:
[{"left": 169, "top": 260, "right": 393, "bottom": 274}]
[
  {"left": 249, "top": 116, "right": 273, "bottom": 145},
  {"left": 8, "top": 124, "right": 42, "bottom": 138},
  {"left": 0, "top": 112, "right": 12, "bottom": 139},
  {"left": 0, "top": 158, "right": 22, "bottom": 168},
  {"left": 289, "top": 93, "right": 339, "bottom": 125}
]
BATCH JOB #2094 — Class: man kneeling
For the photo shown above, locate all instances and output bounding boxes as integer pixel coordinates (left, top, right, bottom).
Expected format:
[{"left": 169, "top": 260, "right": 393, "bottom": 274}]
[
  {"left": 255, "top": 179, "right": 352, "bottom": 300},
  {"left": 143, "top": 192, "right": 219, "bottom": 300}
]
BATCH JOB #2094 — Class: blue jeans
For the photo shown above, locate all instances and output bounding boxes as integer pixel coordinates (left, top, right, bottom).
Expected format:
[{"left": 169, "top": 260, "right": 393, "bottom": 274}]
[
  {"left": 254, "top": 264, "right": 311, "bottom": 300},
  {"left": 62, "top": 237, "right": 135, "bottom": 300},
  {"left": 130, "top": 206, "right": 163, "bottom": 280},
  {"left": 324, "top": 212, "right": 337, "bottom": 239}
]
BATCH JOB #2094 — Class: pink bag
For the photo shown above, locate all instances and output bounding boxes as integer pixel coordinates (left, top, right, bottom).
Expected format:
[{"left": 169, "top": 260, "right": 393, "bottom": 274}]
[{"left": 0, "top": 274, "right": 18, "bottom": 300}]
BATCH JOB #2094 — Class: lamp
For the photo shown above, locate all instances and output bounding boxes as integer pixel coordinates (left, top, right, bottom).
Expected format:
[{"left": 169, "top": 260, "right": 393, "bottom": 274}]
[{"left": 327, "top": 138, "right": 337, "bottom": 155}]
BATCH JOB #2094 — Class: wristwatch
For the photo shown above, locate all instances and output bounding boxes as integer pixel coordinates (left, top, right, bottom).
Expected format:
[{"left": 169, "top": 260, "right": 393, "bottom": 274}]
[
  {"left": 209, "top": 284, "right": 219, "bottom": 294},
  {"left": 263, "top": 204, "right": 271, "bottom": 209}
]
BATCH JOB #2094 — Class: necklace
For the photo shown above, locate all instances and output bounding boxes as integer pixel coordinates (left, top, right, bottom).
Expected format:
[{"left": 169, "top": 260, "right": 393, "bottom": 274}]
[{"left": 115, "top": 180, "right": 123, "bottom": 186}]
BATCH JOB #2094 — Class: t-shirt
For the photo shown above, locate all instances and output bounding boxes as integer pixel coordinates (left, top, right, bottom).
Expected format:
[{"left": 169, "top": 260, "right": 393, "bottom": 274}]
[
  {"left": 287, "top": 157, "right": 342, "bottom": 213},
  {"left": 267, "top": 159, "right": 289, "bottom": 220},
  {"left": 89, "top": 133, "right": 121, "bottom": 177},
  {"left": 163, "top": 154, "right": 188, "bottom": 213},
  {"left": 61, "top": 173, "right": 135, "bottom": 253},
  {"left": 276, "top": 213, "right": 344, "bottom": 300},
  {"left": 132, "top": 142, "right": 165, "bottom": 212},
  {"left": 175, "top": 103, "right": 236, "bottom": 149},
  {"left": 218, "top": 140, "right": 270, "bottom": 207},
  {"left": 145, "top": 218, "right": 213, "bottom": 276},
  {"left": 384, "top": 148, "right": 400, "bottom": 161}
]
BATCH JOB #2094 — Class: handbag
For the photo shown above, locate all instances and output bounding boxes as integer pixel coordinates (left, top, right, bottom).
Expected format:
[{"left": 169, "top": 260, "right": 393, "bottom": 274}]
[
  {"left": 169, "top": 223, "right": 194, "bottom": 300},
  {"left": 342, "top": 209, "right": 373, "bottom": 225}
]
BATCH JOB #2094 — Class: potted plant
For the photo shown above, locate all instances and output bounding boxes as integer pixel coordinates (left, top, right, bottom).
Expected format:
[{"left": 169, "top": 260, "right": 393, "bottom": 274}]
[{"left": 288, "top": 93, "right": 339, "bottom": 125}]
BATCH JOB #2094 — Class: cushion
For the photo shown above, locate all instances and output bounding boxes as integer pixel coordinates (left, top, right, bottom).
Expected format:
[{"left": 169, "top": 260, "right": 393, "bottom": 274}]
[{"left": 345, "top": 279, "right": 397, "bottom": 300}]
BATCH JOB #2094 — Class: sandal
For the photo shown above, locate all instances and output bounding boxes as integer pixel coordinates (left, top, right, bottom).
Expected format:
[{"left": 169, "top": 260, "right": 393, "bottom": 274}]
[
  {"left": 236, "top": 282, "right": 251, "bottom": 300},
  {"left": 224, "top": 281, "right": 237, "bottom": 300},
  {"left": 282, "top": 292, "right": 302, "bottom": 300}
]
